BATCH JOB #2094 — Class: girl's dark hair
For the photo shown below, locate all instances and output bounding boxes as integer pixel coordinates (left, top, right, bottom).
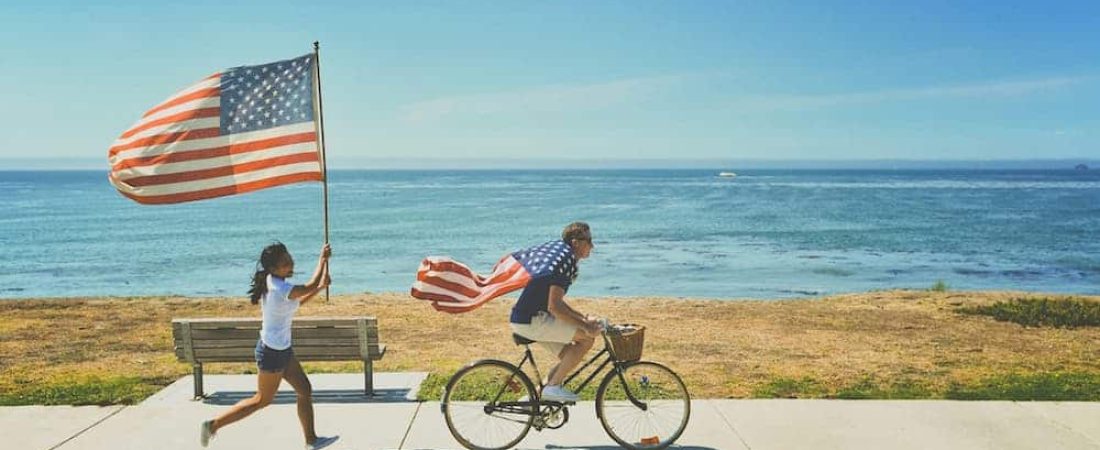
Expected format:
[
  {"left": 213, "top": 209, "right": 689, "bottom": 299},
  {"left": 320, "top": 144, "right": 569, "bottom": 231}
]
[{"left": 249, "top": 242, "right": 289, "bottom": 305}]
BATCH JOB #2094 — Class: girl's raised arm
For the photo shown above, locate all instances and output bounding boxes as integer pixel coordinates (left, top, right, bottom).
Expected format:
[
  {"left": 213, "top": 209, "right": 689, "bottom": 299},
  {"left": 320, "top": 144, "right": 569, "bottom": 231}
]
[{"left": 290, "top": 244, "right": 331, "bottom": 301}]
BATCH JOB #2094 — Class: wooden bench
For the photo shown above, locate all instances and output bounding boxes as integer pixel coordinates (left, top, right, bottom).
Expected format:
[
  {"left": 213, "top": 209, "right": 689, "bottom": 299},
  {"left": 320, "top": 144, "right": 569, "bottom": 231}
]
[{"left": 172, "top": 317, "right": 385, "bottom": 399}]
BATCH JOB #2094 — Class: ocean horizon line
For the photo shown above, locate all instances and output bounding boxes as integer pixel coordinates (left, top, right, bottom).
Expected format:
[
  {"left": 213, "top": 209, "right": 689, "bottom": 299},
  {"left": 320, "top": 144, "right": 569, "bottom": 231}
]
[{"left": 2, "top": 157, "right": 1097, "bottom": 171}]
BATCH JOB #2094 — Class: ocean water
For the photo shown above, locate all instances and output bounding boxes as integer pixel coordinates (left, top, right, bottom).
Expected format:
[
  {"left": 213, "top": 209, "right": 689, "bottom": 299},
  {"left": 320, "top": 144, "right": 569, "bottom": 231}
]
[{"left": 1, "top": 169, "right": 1097, "bottom": 299}]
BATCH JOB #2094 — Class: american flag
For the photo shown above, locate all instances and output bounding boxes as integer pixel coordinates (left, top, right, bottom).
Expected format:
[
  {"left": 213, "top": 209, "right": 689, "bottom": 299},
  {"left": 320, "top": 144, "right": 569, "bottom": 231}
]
[
  {"left": 412, "top": 240, "right": 578, "bottom": 313},
  {"left": 108, "top": 54, "right": 323, "bottom": 204}
]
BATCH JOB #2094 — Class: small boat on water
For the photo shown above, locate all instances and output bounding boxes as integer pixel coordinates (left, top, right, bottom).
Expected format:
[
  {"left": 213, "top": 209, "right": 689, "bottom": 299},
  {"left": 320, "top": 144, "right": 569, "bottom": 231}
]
[{"left": 718, "top": 172, "right": 737, "bottom": 178}]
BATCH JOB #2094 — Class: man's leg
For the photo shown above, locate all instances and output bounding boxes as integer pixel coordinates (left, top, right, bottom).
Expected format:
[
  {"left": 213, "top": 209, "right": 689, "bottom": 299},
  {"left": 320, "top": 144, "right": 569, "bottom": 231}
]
[{"left": 547, "top": 329, "right": 595, "bottom": 387}]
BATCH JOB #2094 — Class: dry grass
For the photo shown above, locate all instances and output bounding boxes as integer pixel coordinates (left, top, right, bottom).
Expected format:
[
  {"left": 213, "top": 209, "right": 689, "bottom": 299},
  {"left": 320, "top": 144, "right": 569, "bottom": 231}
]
[{"left": 2, "top": 290, "right": 1099, "bottom": 404}]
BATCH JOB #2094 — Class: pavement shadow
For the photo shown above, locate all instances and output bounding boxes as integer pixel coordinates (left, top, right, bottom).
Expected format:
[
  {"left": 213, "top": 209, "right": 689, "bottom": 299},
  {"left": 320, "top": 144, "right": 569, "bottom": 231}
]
[
  {"left": 393, "top": 444, "right": 720, "bottom": 450},
  {"left": 543, "top": 444, "right": 717, "bottom": 446},
  {"left": 202, "top": 388, "right": 413, "bottom": 405}
]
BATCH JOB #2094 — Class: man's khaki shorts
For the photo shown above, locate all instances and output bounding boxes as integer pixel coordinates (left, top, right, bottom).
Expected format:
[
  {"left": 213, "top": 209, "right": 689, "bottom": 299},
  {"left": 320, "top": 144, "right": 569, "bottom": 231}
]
[{"left": 510, "top": 311, "right": 580, "bottom": 357}]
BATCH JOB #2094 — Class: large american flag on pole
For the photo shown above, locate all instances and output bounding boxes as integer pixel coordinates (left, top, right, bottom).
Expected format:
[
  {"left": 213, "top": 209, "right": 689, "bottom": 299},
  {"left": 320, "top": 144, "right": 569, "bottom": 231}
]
[
  {"left": 108, "top": 54, "right": 323, "bottom": 204},
  {"left": 412, "top": 240, "right": 578, "bottom": 313}
]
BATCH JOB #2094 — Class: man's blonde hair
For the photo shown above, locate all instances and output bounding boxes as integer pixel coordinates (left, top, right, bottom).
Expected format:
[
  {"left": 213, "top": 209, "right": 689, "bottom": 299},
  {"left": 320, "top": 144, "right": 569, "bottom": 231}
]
[{"left": 561, "top": 222, "right": 591, "bottom": 246}]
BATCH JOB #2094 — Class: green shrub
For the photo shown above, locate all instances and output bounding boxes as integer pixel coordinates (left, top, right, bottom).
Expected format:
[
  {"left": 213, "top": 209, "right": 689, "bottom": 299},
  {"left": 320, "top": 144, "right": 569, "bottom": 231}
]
[
  {"left": 930, "top": 280, "right": 949, "bottom": 292},
  {"left": 959, "top": 297, "right": 1100, "bottom": 328},
  {"left": 416, "top": 372, "right": 450, "bottom": 401},
  {"left": 752, "top": 377, "right": 827, "bottom": 398},
  {"left": 834, "top": 377, "right": 933, "bottom": 400},
  {"left": 947, "top": 372, "right": 1100, "bottom": 401}
]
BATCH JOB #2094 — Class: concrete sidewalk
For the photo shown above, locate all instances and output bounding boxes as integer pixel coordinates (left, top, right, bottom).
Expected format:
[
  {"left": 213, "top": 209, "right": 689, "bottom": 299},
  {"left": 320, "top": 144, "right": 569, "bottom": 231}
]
[{"left": 3, "top": 373, "right": 1099, "bottom": 450}]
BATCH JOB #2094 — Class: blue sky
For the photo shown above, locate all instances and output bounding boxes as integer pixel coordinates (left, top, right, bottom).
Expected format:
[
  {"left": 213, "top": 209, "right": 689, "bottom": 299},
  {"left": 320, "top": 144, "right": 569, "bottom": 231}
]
[{"left": 1, "top": 1, "right": 1098, "bottom": 167}]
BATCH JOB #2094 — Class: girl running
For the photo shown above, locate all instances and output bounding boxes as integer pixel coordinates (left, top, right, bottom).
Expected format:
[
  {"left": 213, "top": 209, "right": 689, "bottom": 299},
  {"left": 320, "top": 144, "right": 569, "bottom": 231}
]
[{"left": 200, "top": 242, "right": 338, "bottom": 450}]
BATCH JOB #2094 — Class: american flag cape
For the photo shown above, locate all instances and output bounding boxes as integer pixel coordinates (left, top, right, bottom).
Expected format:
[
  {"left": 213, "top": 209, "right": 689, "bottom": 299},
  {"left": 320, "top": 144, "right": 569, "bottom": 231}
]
[
  {"left": 411, "top": 240, "right": 578, "bottom": 313},
  {"left": 108, "top": 54, "right": 323, "bottom": 204}
]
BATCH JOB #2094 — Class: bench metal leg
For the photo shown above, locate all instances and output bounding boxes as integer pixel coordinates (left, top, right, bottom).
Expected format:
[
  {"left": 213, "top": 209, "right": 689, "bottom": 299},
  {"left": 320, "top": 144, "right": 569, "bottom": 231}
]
[
  {"left": 193, "top": 363, "right": 204, "bottom": 400},
  {"left": 364, "top": 359, "right": 373, "bottom": 396}
]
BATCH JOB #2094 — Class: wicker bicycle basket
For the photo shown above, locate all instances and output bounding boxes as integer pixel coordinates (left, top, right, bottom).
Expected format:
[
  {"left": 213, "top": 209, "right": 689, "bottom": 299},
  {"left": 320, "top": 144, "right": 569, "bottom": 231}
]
[{"left": 607, "top": 324, "right": 645, "bottom": 362}]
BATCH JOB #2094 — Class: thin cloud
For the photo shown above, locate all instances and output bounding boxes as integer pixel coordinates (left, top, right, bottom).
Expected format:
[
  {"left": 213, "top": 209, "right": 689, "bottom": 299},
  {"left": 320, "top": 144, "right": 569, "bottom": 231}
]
[
  {"left": 399, "top": 74, "right": 692, "bottom": 122},
  {"left": 741, "top": 76, "right": 1092, "bottom": 110}
]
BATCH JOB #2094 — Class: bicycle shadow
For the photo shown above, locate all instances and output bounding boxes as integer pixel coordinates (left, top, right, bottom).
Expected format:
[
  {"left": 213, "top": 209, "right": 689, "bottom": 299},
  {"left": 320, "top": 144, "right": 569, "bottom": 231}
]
[{"left": 543, "top": 444, "right": 721, "bottom": 446}]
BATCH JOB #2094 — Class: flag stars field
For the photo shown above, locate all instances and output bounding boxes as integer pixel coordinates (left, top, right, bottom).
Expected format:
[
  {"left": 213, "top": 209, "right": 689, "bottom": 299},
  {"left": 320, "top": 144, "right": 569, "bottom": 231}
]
[{"left": 412, "top": 240, "right": 580, "bottom": 313}]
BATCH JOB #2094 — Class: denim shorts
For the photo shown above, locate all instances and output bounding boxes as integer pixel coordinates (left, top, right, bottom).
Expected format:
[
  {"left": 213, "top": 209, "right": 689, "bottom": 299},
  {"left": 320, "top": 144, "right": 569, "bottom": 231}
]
[{"left": 255, "top": 339, "right": 293, "bottom": 372}]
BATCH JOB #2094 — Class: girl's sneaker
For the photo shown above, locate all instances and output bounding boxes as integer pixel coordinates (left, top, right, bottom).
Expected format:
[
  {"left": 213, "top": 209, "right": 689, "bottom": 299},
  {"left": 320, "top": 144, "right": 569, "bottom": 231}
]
[
  {"left": 200, "top": 420, "right": 215, "bottom": 447},
  {"left": 306, "top": 435, "right": 340, "bottom": 450}
]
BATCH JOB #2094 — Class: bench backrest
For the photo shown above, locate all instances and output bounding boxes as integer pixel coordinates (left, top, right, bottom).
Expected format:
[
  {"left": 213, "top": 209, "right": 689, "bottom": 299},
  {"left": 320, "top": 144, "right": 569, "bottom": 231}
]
[{"left": 172, "top": 317, "right": 379, "bottom": 363}]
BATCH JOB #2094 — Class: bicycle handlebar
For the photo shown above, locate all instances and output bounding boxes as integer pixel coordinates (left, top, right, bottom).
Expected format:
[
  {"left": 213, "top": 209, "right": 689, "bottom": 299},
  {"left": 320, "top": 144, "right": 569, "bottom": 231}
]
[{"left": 596, "top": 317, "right": 612, "bottom": 332}]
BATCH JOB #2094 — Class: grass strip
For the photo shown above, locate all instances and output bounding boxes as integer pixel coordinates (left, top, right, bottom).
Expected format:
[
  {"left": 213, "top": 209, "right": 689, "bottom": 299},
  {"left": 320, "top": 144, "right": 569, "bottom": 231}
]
[{"left": 958, "top": 297, "right": 1100, "bottom": 328}]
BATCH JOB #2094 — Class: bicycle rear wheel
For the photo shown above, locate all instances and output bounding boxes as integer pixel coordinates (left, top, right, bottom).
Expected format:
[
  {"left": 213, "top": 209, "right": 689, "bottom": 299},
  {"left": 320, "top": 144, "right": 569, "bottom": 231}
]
[
  {"left": 442, "top": 360, "right": 537, "bottom": 450},
  {"left": 595, "top": 361, "right": 691, "bottom": 450}
]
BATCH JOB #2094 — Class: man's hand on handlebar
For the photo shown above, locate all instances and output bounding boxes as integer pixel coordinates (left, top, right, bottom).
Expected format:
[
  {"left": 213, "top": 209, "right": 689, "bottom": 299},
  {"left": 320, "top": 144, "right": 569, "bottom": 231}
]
[{"left": 582, "top": 316, "right": 603, "bottom": 337}]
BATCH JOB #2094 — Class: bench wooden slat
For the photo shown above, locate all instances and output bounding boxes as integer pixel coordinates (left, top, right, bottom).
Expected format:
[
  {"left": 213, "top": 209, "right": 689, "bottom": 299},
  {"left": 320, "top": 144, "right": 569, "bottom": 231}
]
[
  {"left": 174, "top": 317, "right": 374, "bottom": 323},
  {"left": 171, "top": 323, "right": 376, "bottom": 341},
  {"left": 176, "top": 318, "right": 376, "bottom": 329},
  {"left": 183, "top": 327, "right": 367, "bottom": 340},
  {"left": 188, "top": 347, "right": 384, "bottom": 359},
  {"left": 174, "top": 328, "right": 379, "bottom": 347},
  {"left": 176, "top": 344, "right": 386, "bottom": 361},
  {"left": 178, "top": 338, "right": 362, "bottom": 349},
  {"left": 193, "top": 346, "right": 361, "bottom": 359},
  {"left": 183, "top": 344, "right": 385, "bottom": 356},
  {"left": 174, "top": 354, "right": 385, "bottom": 363}
]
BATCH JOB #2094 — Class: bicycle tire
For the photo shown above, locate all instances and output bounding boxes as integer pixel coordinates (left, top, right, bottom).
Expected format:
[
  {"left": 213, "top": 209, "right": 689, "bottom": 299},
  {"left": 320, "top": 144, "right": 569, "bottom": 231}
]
[
  {"left": 442, "top": 359, "right": 538, "bottom": 450},
  {"left": 595, "top": 360, "right": 691, "bottom": 450}
]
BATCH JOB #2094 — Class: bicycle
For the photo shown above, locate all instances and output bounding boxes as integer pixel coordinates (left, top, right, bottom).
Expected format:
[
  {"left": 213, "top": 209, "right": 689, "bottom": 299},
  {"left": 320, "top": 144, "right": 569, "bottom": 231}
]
[{"left": 441, "top": 320, "right": 691, "bottom": 450}]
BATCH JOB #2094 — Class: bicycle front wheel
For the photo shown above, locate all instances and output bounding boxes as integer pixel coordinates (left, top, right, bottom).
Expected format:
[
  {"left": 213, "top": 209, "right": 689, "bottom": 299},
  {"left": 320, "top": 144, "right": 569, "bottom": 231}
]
[
  {"left": 442, "top": 360, "right": 537, "bottom": 450},
  {"left": 595, "top": 361, "right": 691, "bottom": 450}
]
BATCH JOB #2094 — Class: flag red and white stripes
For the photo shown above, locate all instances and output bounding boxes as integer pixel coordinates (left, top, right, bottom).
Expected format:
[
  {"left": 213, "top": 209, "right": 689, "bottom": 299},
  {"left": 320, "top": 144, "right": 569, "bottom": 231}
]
[
  {"left": 411, "top": 254, "right": 533, "bottom": 313},
  {"left": 108, "top": 54, "right": 323, "bottom": 204}
]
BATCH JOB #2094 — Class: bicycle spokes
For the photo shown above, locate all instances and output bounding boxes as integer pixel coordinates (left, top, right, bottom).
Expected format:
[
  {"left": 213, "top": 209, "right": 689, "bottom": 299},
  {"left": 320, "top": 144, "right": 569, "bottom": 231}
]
[
  {"left": 443, "top": 361, "right": 537, "bottom": 450},
  {"left": 597, "top": 362, "right": 690, "bottom": 449}
]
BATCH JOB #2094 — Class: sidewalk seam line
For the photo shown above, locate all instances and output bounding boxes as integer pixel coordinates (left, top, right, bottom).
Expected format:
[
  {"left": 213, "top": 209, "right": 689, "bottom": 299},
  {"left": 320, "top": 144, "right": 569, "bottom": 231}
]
[
  {"left": 48, "top": 405, "right": 129, "bottom": 450},
  {"left": 709, "top": 400, "right": 753, "bottom": 450},
  {"left": 1013, "top": 402, "right": 1100, "bottom": 447},
  {"left": 398, "top": 400, "right": 423, "bottom": 449}
]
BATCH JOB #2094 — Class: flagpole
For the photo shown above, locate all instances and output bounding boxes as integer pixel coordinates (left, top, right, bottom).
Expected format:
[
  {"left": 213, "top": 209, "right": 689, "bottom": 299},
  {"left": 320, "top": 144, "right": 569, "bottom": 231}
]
[{"left": 313, "top": 41, "right": 331, "bottom": 302}]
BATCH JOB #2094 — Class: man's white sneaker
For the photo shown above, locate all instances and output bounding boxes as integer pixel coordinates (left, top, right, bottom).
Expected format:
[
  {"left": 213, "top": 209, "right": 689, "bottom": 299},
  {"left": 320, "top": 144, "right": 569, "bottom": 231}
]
[
  {"left": 541, "top": 385, "right": 579, "bottom": 403},
  {"left": 305, "top": 435, "right": 340, "bottom": 450},
  {"left": 200, "top": 420, "right": 215, "bottom": 447}
]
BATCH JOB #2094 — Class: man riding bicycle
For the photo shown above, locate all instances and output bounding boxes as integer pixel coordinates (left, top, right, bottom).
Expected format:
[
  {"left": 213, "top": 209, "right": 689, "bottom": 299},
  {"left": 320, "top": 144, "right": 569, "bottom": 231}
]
[
  {"left": 433, "top": 221, "right": 691, "bottom": 450},
  {"left": 509, "top": 222, "right": 601, "bottom": 403}
]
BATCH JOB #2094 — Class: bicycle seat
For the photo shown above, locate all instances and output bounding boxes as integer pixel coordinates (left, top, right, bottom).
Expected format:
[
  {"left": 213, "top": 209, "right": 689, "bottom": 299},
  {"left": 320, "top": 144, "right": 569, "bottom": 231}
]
[{"left": 512, "top": 333, "right": 536, "bottom": 346}]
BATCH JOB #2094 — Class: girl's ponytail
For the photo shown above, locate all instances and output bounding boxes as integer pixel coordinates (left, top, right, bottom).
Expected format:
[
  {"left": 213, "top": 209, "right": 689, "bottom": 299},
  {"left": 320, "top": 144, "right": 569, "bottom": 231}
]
[
  {"left": 248, "top": 269, "right": 268, "bottom": 305},
  {"left": 248, "top": 241, "right": 288, "bottom": 305}
]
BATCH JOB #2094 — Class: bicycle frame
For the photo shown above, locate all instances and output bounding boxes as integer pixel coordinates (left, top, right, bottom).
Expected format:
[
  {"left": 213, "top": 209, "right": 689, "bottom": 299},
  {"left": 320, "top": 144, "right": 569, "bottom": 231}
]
[{"left": 489, "top": 331, "right": 648, "bottom": 412}]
